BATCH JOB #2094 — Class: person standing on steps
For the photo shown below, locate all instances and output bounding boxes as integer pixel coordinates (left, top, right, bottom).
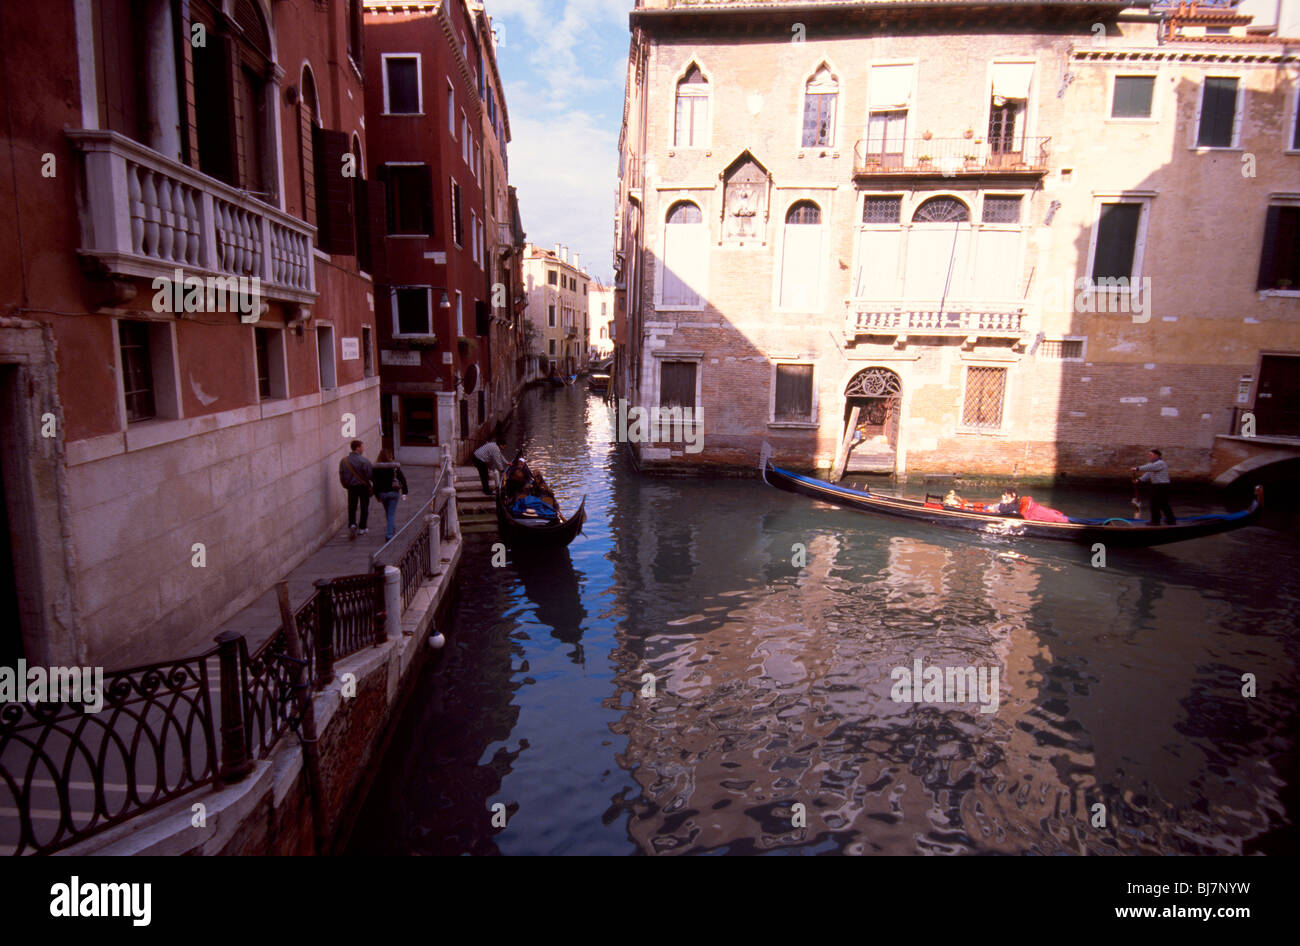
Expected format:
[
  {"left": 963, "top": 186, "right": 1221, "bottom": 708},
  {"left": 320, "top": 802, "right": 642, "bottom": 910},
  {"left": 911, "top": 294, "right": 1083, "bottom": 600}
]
[
  {"left": 371, "top": 448, "right": 409, "bottom": 541},
  {"left": 1132, "top": 448, "right": 1176, "bottom": 526},
  {"left": 339, "top": 439, "right": 373, "bottom": 537},
  {"left": 471, "top": 428, "right": 509, "bottom": 496}
]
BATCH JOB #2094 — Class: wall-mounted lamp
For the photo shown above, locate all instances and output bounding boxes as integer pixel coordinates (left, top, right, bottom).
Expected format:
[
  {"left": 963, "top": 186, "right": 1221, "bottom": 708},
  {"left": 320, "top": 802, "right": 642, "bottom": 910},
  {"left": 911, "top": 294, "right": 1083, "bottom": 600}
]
[{"left": 439, "top": 291, "right": 451, "bottom": 310}]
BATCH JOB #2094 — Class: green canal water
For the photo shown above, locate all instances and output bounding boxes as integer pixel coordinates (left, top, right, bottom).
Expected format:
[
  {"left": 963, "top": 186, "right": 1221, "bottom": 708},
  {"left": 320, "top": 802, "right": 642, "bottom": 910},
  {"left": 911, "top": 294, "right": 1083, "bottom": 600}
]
[{"left": 347, "top": 385, "right": 1300, "bottom": 855}]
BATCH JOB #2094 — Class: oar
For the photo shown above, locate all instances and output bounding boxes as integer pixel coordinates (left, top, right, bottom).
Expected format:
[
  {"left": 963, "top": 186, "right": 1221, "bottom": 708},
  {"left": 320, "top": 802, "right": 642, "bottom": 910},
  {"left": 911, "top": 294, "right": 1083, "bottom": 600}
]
[{"left": 1130, "top": 470, "right": 1141, "bottom": 517}]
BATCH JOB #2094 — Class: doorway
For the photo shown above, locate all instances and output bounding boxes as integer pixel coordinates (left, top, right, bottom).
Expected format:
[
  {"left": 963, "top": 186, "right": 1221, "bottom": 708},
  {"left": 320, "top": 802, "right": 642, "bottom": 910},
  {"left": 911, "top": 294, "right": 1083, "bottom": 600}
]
[
  {"left": 1255, "top": 354, "right": 1300, "bottom": 436},
  {"left": 840, "top": 367, "right": 902, "bottom": 476}
]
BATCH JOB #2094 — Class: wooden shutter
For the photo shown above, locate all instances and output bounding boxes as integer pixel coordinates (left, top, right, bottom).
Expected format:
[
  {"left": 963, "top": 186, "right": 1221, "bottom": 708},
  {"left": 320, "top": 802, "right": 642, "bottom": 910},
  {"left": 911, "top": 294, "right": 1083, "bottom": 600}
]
[
  {"left": 421, "top": 165, "right": 435, "bottom": 236},
  {"left": 1256, "top": 205, "right": 1282, "bottom": 290},
  {"left": 365, "top": 179, "right": 389, "bottom": 284},
  {"left": 1198, "top": 78, "right": 1237, "bottom": 147},
  {"left": 1092, "top": 203, "right": 1141, "bottom": 280},
  {"left": 312, "top": 127, "right": 356, "bottom": 255},
  {"left": 660, "top": 361, "right": 696, "bottom": 409},
  {"left": 775, "top": 365, "right": 813, "bottom": 420}
]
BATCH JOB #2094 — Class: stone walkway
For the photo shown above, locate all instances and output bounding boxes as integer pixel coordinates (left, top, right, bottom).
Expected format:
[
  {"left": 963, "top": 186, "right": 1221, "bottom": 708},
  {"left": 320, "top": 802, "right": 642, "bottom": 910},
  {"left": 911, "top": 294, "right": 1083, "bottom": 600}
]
[{"left": 167, "top": 463, "right": 443, "bottom": 660}]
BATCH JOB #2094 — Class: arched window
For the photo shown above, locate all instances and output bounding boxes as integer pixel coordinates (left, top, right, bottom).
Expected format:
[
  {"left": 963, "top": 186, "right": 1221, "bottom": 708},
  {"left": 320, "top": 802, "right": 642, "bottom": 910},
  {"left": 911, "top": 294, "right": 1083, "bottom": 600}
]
[
  {"left": 234, "top": 0, "right": 273, "bottom": 195},
  {"left": 785, "top": 200, "right": 821, "bottom": 225},
  {"left": 802, "top": 65, "right": 838, "bottom": 147},
  {"left": 912, "top": 196, "right": 970, "bottom": 223},
  {"left": 674, "top": 65, "right": 709, "bottom": 148},
  {"left": 779, "top": 201, "right": 823, "bottom": 309},
  {"left": 662, "top": 200, "right": 706, "bottom": 306},
  {"left": 298, "top": 66, "right": 320, "bottom": 228}
]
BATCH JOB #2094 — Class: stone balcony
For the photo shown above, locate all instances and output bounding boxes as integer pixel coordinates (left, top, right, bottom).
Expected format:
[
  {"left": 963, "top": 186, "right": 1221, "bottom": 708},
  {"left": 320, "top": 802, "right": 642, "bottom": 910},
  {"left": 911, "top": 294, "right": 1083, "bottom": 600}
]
[
  {"left": 845, "top": 301, "right": 1028, "bottom": 348},
  {"left": 68, "top": 130, "right": 317, "bottom": 307},
  {"left": 852, "top": 137, "right": 1050, "bottom": 180}
]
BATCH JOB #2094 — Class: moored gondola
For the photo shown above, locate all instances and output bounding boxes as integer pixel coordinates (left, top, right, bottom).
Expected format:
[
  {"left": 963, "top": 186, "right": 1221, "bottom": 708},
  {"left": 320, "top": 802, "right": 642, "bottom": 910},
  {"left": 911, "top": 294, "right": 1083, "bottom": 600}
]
[
  {"left": 496, "top": 490, "right": 587, "bottom": 548},
  {"left": 763, "top": 461, "right": 1263, "bottom": 549}
]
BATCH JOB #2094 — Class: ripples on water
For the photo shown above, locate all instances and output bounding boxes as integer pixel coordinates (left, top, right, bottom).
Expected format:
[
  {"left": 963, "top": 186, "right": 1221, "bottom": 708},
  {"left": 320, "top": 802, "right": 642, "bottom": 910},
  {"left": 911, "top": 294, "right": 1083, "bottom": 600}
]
[{"left": 348, "top": 386, "right": 1300, "bottom": 855}]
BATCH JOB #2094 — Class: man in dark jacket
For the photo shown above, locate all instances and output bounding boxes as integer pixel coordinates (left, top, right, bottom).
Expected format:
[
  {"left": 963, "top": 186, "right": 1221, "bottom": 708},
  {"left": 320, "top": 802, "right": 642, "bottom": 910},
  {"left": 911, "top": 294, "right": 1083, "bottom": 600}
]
[{"left": 338, "top": 440, "right": 373, "bottom": 535}]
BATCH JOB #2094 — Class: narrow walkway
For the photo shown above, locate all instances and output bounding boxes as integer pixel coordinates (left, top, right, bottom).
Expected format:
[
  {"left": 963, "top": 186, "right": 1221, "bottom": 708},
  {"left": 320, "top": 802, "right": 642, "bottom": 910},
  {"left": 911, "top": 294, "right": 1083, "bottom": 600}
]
[{"left": 169, "top": 463, "right": 442, "bottom": 660}]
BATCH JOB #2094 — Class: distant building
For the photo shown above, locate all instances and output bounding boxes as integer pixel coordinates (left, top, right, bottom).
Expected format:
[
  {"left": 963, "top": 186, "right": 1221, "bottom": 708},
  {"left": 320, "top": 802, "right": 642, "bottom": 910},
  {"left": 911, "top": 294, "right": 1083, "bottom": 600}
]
[
  {"left": 589, "top": 282, "right": 616, "bottom": 359},
  {"left": 522, "top": 245, "right": 592, "bottom": 377},
  {"left": 614, "top": 0, "right": 1300, "bottom": 479}
]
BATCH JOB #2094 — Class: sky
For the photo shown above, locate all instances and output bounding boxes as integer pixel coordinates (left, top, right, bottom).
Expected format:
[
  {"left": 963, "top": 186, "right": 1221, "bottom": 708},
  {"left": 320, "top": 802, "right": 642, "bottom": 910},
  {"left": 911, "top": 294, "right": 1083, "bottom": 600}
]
[{"left": 485, "top": 0, "right": 634, "bottom": 285}]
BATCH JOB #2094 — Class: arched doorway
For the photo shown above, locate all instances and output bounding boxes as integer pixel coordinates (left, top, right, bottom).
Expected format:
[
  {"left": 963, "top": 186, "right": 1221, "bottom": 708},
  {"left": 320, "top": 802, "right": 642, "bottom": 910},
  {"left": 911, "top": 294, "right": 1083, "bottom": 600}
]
[{"left": 841, "top": 367, "right": 902, "bottom": 475}]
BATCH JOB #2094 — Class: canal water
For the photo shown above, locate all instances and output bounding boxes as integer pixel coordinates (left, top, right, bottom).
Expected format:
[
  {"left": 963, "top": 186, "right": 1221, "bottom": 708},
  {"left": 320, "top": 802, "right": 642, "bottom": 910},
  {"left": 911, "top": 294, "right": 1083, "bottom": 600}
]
[{"left": 347, "top": 385, "right": 1300, "bottom": 855}]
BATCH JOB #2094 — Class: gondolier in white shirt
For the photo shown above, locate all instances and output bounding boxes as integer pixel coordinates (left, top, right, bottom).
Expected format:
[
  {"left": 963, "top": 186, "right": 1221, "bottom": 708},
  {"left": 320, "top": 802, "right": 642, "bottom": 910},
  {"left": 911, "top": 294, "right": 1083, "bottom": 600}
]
[
  {"left": 1132, "top": 448, "right": 1176, "bottom": 526},
  {"left": 471, "top": 428, "right": 509, "bottom": 495}
]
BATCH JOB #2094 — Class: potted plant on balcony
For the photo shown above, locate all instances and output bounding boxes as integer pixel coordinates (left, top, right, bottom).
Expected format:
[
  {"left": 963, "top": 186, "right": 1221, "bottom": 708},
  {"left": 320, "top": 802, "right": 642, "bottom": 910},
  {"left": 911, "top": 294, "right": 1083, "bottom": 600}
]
[{"left": 457, "top": 335, "right": 477, "bottom": 356}]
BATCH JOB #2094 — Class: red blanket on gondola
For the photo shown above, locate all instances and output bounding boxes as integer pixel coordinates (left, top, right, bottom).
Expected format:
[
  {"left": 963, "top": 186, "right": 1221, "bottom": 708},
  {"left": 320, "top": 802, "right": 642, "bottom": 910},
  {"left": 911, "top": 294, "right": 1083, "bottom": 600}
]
[{"left": 1020, "top": 497, "right": 1069, "bottom": 522}]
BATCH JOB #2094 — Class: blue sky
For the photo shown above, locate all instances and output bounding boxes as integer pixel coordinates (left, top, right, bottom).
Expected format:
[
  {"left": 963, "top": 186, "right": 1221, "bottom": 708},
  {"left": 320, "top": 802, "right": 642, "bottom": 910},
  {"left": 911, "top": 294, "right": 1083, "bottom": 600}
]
[{"left": 486, "top": 0, "right": 633, "bottom": 284}]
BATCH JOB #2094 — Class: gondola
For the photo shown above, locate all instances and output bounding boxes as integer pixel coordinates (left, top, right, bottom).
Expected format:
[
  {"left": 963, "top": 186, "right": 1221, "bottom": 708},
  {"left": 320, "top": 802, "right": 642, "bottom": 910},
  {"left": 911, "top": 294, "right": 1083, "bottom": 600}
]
[
  {"left": 763, "top": 461, "right": 1263, "bottom": 549},
  {"left": 495, "top": 489, "right": 587, "bottom": 548},
  {"left": 587, "top": 372, "right": 610, "bottom": 393}
]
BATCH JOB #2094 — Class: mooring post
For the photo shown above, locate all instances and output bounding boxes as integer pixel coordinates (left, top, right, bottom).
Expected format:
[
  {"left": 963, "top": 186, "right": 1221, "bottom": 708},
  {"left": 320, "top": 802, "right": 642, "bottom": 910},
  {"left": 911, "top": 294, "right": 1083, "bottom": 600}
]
[
  {"left": 214, "top": 630, "right": 254, "bottom": 785},
  {"left": 428, "top": 513, "right": 442, "bottom": 575},
  {"left": 382, "top": 565, "right": 400, "bottom": 640},
  {"left": 439, "top": 486, "right": 459, "bottom": 540}
]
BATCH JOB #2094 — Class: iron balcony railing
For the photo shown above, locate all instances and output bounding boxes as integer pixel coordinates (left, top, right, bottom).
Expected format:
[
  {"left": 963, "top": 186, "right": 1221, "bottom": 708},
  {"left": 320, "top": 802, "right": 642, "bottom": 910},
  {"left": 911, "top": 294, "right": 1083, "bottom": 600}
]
[
  {"left": 853, "top": 137, "right": 1050, "bottom": 177},
  {"left": 67, "top": 129, "right": 318, "bottom": 305}
]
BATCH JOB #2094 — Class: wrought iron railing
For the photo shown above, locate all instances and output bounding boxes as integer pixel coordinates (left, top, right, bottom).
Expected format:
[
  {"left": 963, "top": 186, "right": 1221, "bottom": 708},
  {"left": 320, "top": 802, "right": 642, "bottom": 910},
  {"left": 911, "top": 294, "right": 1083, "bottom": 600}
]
[
  {"left": 373, "top": 453, "right": 454, "bottom": 611},
  {"left": 329, "top": 573, "right": 387, "bottom": 659},
  {"left": 0, "top": 652, "right": 218, "bottom": 856}
]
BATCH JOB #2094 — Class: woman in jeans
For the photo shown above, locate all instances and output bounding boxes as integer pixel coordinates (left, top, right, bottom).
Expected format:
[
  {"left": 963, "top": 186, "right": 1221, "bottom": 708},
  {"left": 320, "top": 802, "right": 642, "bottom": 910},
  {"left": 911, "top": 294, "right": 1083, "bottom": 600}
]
[{"left": 371, "top": 449, "right": 409, "bottom": 540}]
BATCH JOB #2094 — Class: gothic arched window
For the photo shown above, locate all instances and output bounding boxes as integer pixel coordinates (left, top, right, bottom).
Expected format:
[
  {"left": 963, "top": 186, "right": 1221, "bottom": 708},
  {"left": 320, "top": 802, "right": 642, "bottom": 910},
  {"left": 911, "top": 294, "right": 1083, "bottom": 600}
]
[{"left": 675, "top": 65, "right": 710, "bottom": 148}]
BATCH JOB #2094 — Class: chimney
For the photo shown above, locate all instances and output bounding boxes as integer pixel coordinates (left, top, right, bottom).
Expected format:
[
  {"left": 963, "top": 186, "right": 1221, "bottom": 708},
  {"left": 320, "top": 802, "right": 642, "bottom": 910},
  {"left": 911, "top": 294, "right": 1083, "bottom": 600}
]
[
  {"left": 553, "top": 242, "right": 561, "bottom": 258},
  {"left": 561, "top": 245, "right": 568, "bottom": 263},
  {"left": 572, "top": 252, "right": 580, "bottom": 270}
]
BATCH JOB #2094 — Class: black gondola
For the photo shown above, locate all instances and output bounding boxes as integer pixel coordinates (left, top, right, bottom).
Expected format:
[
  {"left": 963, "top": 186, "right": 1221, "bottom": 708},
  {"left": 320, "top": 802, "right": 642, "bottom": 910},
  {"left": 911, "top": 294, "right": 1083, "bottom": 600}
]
[
  {"left": 496, "top": 490, "right": 587, "bottom": 548},
  {"left": 763, "top": 461, "right": 1263, "bottom": 548}
]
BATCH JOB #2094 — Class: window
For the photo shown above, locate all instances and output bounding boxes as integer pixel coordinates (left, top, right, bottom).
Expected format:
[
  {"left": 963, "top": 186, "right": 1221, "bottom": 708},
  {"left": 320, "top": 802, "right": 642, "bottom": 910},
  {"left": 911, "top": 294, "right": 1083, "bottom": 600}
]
[
  {"left": 447, "top": 82, "right": 455, "bottom": 135},
  {"left": 119, "top": 321, "right": 156, "bottom": 422},
  {"left": 962, "top": 366, "right": 1006, "bottom": 429},
  {"left": 774, "top": 364, "right": 814, "bottom": 422},
  {"left": 1091, "top": 202, "right": 1143, "bottom": 280},
  {"left": 802, "top": 66, "right": 838, "bottom": 147},
  {"left": 600, "top": 326, "right": 608, "bottom": 339},
  {"left": 906, "top": 197, "right": 973, "bottom": 299},
  {"left": 298, "top": 67, "right": 319, "bottom": 228},
  {"left": 362, "top": 326, "right": 373, "bottom": 378},
  {"left": 865, "top": 63, "right": 913, "bottom": 167},
  {"left": 394, "top": 287, "right": 432, "bottom": 335},
  {"left": 1293, "top": 89, "right": 1300, "bottom": 150},
  {"left": 450, "top": 180, "right": 463, "bottom": 246},
  {"left": 548, "top": 269, "right": 557, "bottom": 285},
  {"left": 383, "top": 164, "right": 433, "bottom": 235},
  {"left": 1257, "top": 204, "right": 1300, "bottom": 291},
  {"left": 454, "top": 291, "right": 463, "bottom": 336},
  {"left": 402, "top": 396, "right": 436, "bottom": 446},
  {"left": 601, "top": 302, "right": 607, "bottom": 315},
  {"left": 1038, "top": 338, "right": 1085, "bottom": 360},
  {"left": 660, "top": 361, "right": 697, "bottom": 410},
  {"left": 383, "top": 55, "right": 421, "bottom": 114},
  {"left": 989, "top": 62, "right": 1033, "bottom": 160},
  {"left": 674, "top": 64, "right": 710, "bottom": 147},
  {"left": 778, "top": 201, "right": 823, "bottom": 310},
  {"left": 1197, "top": 76, "right": 1239, "bottom": 148},
  {"left": 914, "top": 196, "right": 970, "bottom": 223},
  {"left": 347, "top": 0, "right": 363, "bottom": 67},
  {"left": 862, "top": 196, "right": 902, "bottom": 224},
  {"left": 316, "top": 324, "right": 336, "bottom": 390},
  {"left": 1112, "top": 75, "right": 1155, "bottom": 119},
  {"left": 548, "top": 303, "right": 556, "bottom": 327},
  {"left": 982, "top": 196, "right": 1022, "bottom": 224},
  {"left": 462, "top": 114, "right": 470, "bottom": 163},
  {"left": 471, "top": 212, "right": 479, "bottom": 263},
  {"left": 255, "top": 328, "right": 271, "bottom": 398},
  {"left": 662, "top": 200, "right": 707, "bottom": 307},
  {"left": 548, "top": 339, "right": 556, "bottom": 355}
]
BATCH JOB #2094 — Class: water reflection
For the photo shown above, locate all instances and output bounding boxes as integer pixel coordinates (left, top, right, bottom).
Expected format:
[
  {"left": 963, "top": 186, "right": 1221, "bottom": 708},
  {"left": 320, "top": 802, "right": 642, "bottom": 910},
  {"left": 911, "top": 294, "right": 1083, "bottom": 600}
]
[{"left": 349, "top": 386, "right": 1300, "bottom": 855}]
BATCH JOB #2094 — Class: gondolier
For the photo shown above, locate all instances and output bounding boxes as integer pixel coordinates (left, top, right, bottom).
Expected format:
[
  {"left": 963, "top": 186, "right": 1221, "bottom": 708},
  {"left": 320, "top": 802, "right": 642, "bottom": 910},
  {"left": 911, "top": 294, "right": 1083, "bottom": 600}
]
[
  {"left": 472, "top": 429, "right": 509, "bottom": 496},
  {"left": 1132, "top": 449, "right": 1175, "bottom": 526}
]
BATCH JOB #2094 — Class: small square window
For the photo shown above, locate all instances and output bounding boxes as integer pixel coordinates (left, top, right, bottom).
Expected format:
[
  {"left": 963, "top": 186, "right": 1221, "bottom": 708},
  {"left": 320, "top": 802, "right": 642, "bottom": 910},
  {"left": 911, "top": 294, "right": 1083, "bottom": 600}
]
[
  {"left": 395, "top": 287, "right": 431, "bottom": 335},
  {"left": 962, "top": 366, "right": 1006, "bottom": 429},
  {"left": 982, "top": 196, "right": 1022, "bottom": 224},
  {"left": 1112, "top": 76, "right": 1155, "bottom": 119},
  {"left": 863, "top": 196, "right": 901, "bottom": 224}
]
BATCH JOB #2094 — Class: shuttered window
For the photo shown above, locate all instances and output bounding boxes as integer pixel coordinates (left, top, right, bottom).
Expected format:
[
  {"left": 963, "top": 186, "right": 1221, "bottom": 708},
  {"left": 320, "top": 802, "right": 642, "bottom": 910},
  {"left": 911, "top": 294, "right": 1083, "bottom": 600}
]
[
  {"left": 774, "top": 364, "right": 814, "bottom": 421},
  {"left": 660, "top": 361, "right": 697, "bottom": 410},
  {"left": 779, "top": 201, "right": 823, "bottom": 310},
  {"left": 1197, "top": 77, "right": 1238, "bottom": 148},
  {"left": 451, "top": 180, "right": 464, "bottom": 246},
  {"left": 1256, "top": 205, "right": 1300, "bottom": 291},
  {"left": 383, "top": 164, "right": 432, "bottom": 235},
  {"left": 1112, "top": 76, "right": 1155, "bottom": 118},
  {"left": 962, "top": 366, "right": 1006, "bottom": 429},
  {"left": 1091, "top": 202, "right": 1142, "bottom": 280},
  {"left": 384, "top": 56, "right": 420, "bottom": 114},
  {"left": 662, "top": 201, "right": 706, "bottom": 307}
]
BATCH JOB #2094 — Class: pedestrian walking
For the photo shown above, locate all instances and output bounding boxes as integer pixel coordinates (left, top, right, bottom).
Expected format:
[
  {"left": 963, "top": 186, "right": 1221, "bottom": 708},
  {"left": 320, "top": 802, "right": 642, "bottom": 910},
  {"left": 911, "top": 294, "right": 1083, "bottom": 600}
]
[
  {"left": 471, "top": 428, "right": 509, "bottom": 495},
  {"left": 1132, "top": 448, "right": 1176, "bottom": 525},
  {"left": 372, "top": 449, "right": 409, "bottom": 541},
  {"left": 338, "top": 439, "right": 373, "bottom": 536}
]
